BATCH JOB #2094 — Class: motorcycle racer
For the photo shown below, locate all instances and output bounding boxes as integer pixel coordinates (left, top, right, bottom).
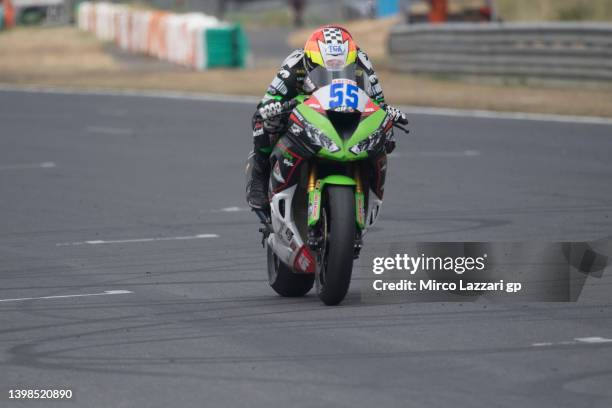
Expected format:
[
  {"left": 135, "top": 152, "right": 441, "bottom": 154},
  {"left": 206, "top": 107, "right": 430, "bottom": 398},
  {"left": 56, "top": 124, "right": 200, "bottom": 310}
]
[{"left": 246, "top": 25, "right": 408, "bottom": 210}]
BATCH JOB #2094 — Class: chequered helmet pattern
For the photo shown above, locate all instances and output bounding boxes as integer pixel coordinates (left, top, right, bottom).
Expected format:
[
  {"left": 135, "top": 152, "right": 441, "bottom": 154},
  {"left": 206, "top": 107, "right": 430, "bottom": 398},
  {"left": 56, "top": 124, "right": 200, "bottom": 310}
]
[
  {"left": 304, "top": 25, "right": 357, "bottom": 71},
  {"left": 322, "top": 27, "right": 344, "bottom": 45}
]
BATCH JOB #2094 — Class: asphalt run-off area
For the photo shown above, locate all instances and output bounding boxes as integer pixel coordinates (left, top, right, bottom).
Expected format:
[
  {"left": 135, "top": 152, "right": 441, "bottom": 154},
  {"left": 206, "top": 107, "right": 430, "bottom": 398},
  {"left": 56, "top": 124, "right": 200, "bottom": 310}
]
[{"left": 1, "top": 88, "right": 611, "bottom": 407}]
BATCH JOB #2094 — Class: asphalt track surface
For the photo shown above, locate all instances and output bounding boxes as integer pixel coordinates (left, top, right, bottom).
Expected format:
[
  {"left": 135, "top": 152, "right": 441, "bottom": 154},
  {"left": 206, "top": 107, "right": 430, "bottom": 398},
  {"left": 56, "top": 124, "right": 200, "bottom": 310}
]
[{"left": 1, "top": 89, "right": 611, "bottom": 407}]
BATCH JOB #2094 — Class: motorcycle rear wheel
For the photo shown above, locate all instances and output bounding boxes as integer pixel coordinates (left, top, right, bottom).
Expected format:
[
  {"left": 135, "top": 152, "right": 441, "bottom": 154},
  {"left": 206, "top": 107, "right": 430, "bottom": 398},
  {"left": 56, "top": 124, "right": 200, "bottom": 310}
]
[{"left": 267, "top": 244, "right": 314, "bottom": 297}]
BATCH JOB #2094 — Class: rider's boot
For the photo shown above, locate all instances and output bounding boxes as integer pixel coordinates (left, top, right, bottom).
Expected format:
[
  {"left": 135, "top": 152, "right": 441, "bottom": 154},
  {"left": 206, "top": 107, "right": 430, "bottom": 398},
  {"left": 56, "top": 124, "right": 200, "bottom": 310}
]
[{"left": 246, "top": 150, "right": 270, "bottom": 211}]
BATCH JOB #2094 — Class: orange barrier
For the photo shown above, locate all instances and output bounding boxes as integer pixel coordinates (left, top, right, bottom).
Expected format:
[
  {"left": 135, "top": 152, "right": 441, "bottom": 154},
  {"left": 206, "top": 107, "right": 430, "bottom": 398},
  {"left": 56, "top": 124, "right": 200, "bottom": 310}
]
[
  {"left": 429, "top": 0, "right": 448, "bottom": 23},
  {"left": 2, "top": 0, "right": 16, "bottom": 28},
  {"left": 78, "top": 2, "right": 248, "bottom": 69}
]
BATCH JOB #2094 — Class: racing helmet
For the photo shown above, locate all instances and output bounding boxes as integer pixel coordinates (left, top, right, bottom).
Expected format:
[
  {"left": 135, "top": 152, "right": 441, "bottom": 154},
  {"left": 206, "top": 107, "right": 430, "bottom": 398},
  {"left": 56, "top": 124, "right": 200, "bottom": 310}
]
[{"left": 303, "top": 25, "right": 358, "bottom": 73}]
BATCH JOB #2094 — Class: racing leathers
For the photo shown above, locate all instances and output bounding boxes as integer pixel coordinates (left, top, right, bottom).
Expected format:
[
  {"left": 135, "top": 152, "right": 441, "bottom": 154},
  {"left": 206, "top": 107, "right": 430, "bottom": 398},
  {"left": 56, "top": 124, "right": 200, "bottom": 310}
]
[{"left": 246, "top": 48, "right": 406, "bottom": 210}]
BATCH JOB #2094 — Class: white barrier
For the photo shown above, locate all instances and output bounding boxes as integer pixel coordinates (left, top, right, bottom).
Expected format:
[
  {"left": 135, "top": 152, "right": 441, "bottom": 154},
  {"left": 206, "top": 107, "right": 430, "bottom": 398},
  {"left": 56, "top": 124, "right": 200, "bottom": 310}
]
[{"left": 77, "top": 2, "right": 248, "bottom": 69}]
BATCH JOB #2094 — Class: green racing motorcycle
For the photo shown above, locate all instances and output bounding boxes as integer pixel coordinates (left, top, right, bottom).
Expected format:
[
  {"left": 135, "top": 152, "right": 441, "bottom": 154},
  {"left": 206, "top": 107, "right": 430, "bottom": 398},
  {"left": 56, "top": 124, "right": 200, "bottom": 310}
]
[{"left": 255, "top": 63, "right": 407, "bottom": 306}]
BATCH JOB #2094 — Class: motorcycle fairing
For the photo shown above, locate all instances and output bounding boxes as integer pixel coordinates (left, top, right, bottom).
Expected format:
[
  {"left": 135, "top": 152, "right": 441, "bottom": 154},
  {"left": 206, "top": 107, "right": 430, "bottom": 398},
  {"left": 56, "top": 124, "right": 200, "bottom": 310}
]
[
  {"left": 267, "top": 184, "right": 314, "bottom": 274},
  {"left": 269, "top": 138, "right": 311, "bottom": 195},
  {"left": 293, "top": 84, "right": 388, "bottom": 161}
]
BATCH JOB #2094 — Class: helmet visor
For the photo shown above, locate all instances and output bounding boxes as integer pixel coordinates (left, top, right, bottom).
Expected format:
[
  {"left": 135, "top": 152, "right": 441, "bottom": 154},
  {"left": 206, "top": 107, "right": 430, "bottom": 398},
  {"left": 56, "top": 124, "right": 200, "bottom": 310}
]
[{"left": 307, "top": 63, "right": 367, "bottom": 92}]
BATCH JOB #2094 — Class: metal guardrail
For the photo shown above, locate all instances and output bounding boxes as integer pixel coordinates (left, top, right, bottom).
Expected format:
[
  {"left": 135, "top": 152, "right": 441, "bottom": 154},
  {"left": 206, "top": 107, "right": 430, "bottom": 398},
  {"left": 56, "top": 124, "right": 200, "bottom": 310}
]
[{"left": 388, "top": 22, "right": 612, "bottom": 81}]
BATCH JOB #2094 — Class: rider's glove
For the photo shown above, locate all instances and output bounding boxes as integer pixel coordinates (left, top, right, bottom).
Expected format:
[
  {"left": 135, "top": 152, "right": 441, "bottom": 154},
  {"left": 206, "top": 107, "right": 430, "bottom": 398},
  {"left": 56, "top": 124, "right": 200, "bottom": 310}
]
[
  {"left": 262, "top": 116, "right": 285, "bottom": 135},
  {"left": 385, "top": 105, "right": 409, "bottom": 125},
  {"left": 258, "top": 100, "right": 284, "bottom": 120}
]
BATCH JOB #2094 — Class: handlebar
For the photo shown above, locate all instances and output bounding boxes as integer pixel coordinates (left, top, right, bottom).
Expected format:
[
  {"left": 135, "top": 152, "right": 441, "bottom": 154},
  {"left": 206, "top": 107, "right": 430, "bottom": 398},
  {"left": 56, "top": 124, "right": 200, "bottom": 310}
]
[{"left": 393, "top": 123, "right": 410, "bottom": 134}]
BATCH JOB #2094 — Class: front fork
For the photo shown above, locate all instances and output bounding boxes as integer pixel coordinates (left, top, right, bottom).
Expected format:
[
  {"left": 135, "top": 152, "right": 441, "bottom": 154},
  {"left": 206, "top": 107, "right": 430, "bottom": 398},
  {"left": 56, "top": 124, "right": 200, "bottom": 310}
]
[
  {"left": 306, "top": 163, "right": 365, "bottom": 258},
  {"left": 354, "top": 166, "right": 366, "bottom": 231}
]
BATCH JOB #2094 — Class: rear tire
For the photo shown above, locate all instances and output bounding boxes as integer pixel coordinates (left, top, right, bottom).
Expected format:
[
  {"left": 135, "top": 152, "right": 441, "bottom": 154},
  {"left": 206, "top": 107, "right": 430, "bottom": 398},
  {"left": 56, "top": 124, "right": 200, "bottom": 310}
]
[
  {"left": 317, "top": 186, "right": 356, "bottom": 306},
  {"left": 267, "top": 244, "right": 314, "bottom": 297}
]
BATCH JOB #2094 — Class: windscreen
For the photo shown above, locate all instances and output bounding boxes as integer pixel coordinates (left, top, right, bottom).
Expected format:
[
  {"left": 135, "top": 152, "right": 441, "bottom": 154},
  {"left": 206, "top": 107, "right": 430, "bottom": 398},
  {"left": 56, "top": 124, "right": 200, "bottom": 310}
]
[{"left": 308, "top": 63, "right": 368, "bottom": 93}]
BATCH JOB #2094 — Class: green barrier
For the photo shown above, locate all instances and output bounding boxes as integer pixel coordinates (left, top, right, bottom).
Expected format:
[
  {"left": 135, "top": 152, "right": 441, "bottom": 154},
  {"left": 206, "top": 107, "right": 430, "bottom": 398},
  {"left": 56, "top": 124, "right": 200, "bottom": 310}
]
[
  {"left": 0, "top": 6, "right": 4, "bottom": 30},
  {"left": 19, "top": 8, "right": 46, "bottom": 25},
  {"left": 204, "top": 24, "right": 249, "bottom": 68}
]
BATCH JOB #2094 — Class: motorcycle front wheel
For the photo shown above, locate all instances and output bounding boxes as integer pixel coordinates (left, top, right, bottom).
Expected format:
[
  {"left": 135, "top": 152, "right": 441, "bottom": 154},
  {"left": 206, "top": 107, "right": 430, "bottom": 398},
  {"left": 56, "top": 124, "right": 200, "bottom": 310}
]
[{"left": 316, "top": 185, "right": 356, "bottom": 306}]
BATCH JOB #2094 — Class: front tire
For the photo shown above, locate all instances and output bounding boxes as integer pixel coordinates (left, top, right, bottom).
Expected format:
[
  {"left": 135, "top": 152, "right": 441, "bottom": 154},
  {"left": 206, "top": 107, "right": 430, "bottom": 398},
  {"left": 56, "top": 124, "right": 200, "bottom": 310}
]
[
  {"left": 317, "top": 186, "right": 356, "bottom": 306},
  {"left": 267, "top": 244, "right": 314, "bottom": 297}
]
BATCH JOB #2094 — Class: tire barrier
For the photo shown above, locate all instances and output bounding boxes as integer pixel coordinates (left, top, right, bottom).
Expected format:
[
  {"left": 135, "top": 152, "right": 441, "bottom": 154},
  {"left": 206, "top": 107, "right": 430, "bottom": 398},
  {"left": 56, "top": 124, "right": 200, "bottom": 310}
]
[
  {"left": 77, "top": 2, "right": 249, "bottom": 69},
  {"left": 389, "top": 22, "right": 612, "bottom": 81}
]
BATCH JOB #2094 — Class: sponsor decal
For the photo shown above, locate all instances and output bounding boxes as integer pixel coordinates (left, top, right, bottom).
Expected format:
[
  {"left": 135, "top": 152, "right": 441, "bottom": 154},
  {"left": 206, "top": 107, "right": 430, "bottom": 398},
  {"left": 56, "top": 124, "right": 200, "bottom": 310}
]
[
  {"left": 362, "top": 99, "right": 380, "bottom": 117},
  {"left": 293, "top": 246, "right": 315, "bottom": 274},
  {"left": 312, "top": 200, "right": 319, "bottom": 220},
  {"left": 283, "top": 158, "right": 294, "bottom": 167},
  {"left": 356, "top": 193, "right": 365, "bottom": 228},
  {"left": 332, "top": 106, "right": 355, "bottom": 113},
  {"left": 289, "top": 123, "right": 303, "bottom": 135},
  {"left": 273, "top": 142, "right": 304, "bottom": 194},
  {"left": 308, "top": 190, "right": 321, "bottom": 223},
  {"left": 331, "top": 78, "right": 358, "bottom": 86},
  {"left": 272, "top": 161, "right": 284, "bottom": 183},
  {"left": 278, "top": 69, "right": 291, "bottom": 79},
  {"left": 350, "top": 128, "right": 386, "bottom": 155},
  {"left": 326, "top": 43, "right": 346, "bottom": 56},
  {"left": 305, "top": 96, "right": 324, "bottom": 112},
  {"left": 292, "top": 110, "right": 305, "bottom": 123},
  {"left": 285, "top": 227, "right": 294, "bottom": 242},
  {"left": 304, "top": 123, "right": 341, "bottom": 153}
]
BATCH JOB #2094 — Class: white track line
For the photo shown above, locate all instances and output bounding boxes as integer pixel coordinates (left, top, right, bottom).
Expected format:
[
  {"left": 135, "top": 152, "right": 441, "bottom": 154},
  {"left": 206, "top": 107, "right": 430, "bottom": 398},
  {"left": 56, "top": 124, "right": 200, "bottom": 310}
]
[
  {"left": 575, "top": 336, "right": 612, "bottom": 344},
  {"left": 532, "top": 342, "right": 555, "bottom": 347},
  {"left": 0, "top": 290, "right": 132, "bottom": 303},
  {"left": 56, "top": 233, "right": 219, "bottom": 247},
  {"left": 1, "top": 84, "right": 611, "bottom": 126},
  {"left": 87, "top": 126, "right": 133, "bottom": 135},
  {"left": 0, "top": 161, "right": 56, "bottom": 170},
  {"left": 213, "top": 206, "right": 249, "bottom": 212},
  {"left": 532, "top": 337, "right": 612, "bottom": 347},
  {"left": 399, "top": 105, "right": 612, "bottom": 126},
  {"left": 389, "top": 150, "right": 480, "bottom": 158}
]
